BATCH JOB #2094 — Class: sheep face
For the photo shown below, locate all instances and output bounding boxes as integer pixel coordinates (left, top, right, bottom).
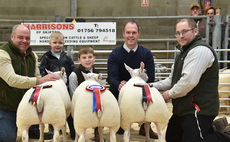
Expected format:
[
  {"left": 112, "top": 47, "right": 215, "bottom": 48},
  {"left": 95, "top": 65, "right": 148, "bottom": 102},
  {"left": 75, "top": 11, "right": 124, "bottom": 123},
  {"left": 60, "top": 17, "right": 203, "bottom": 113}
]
[
  {"left": 82, "top": 72, "right": 102, "bottom": 81},
  {"left": 45, "top": 67, "right": 67, "bottom": 83},
  {"left": 124, "top": 62, "right": 148, "bottom": 81}
]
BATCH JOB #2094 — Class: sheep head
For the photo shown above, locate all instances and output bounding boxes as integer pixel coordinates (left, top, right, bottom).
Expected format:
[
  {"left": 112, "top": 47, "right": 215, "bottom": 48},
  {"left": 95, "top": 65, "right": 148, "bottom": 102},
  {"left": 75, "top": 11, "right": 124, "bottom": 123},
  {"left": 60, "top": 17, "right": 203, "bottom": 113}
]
[
  {"left": 124, "top": 62, "right": 148, "bottom": 82},
  {"left": 82, "top": 72, "right": 102, "bottom": 82},
  {"left": 45, "top": 67, "right": 67, "bottom": 84}
]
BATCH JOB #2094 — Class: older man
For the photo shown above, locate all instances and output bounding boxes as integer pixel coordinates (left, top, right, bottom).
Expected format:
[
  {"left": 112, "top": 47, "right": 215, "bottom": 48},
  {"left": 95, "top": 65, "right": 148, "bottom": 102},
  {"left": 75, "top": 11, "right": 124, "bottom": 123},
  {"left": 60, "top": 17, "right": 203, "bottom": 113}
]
[
  {"left": 0, "top": 24, "right": 59, "bottom": 141},
  {"left": 190, "top": 3, "right": 206, "bottom": 38},
  {"left": 152, "top": 19, "right": 230, "bottom": 142}
]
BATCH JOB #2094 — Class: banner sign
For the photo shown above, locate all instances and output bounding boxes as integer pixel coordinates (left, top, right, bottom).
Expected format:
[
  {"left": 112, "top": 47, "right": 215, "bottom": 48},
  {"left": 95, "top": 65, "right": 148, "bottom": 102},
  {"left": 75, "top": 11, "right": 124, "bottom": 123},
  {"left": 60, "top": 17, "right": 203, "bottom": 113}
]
[{"left": 23, "top": 22, "right": 116, "bottom": 45}]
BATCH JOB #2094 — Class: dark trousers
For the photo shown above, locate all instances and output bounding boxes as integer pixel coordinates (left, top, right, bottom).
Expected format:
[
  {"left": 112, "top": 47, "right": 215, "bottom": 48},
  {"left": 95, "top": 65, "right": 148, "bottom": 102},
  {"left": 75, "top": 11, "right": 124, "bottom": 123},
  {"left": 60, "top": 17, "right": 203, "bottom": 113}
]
[
  {"left": 166, "top": 114, "right": 230, "bottom": 142},
  {"left": 67, "top": 115, "right": 75, "bottom": 139},
  {"left": 29, "top": 124, "right": 39, "bottom": 133}
]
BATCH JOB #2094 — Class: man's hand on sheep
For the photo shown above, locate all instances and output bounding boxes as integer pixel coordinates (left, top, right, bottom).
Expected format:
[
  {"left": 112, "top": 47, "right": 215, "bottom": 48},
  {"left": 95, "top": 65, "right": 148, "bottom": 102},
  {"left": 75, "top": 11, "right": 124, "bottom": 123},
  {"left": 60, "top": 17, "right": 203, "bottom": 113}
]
[
  {"left": 36, "top": 74, "right": 60, "bottom": 85},
  {"left": 118, "top": 80, "right": 127, "bottom": 91},
  {"left": 162, "top": 90, "right": 171, "bottom": 102}
]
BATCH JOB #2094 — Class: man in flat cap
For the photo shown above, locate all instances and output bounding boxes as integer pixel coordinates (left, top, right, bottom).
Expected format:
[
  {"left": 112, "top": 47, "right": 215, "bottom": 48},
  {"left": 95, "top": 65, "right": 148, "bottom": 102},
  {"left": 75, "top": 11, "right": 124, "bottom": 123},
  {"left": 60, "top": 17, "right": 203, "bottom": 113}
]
[
  {"left": 190, "top": 3, "right": 206, "bottom": 38},
  {"left": 190, "top": 3, "right": 201, "bottom": 16}
]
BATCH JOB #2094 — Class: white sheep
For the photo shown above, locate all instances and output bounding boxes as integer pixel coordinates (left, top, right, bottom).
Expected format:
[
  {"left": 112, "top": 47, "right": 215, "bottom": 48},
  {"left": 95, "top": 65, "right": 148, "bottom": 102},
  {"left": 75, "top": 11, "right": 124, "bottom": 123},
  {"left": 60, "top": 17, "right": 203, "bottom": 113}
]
[
  {"left": 119, "top": 62, "right": 170, "bottom": 142},
  {"left": 17, "top": 67, "right": 71, "bottom": 142},
  {"left": 71, "top": 72, "right": 120, "bottom": 142},
  {"left": 218, "top": 69, "right": 230, "bottom": 115}
]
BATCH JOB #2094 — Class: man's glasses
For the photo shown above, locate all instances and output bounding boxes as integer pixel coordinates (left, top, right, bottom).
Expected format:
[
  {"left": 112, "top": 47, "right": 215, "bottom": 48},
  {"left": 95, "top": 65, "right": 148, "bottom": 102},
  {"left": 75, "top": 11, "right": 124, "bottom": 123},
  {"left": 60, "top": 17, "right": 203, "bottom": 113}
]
[{"left": 175, "top": 28, "right": 194, "bottom": 37}]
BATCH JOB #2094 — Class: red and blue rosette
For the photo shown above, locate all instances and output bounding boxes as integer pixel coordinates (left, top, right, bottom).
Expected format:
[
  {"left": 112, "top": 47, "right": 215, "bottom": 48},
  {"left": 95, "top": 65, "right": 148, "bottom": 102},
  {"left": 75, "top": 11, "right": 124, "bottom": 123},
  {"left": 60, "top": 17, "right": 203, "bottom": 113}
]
[
  {"left": 29, "top": 85, "right": 52, "bottom": 105},
  {"left": 86, "top": 85, "right": 106, "bottom": 113}
]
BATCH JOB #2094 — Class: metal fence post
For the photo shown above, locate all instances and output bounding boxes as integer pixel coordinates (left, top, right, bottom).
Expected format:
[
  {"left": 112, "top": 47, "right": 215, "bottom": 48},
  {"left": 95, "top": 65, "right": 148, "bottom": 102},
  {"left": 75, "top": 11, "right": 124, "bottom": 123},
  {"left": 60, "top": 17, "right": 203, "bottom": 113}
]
[
  {"left": 224, "top": 15, "right": 229, "bottom": 68},
  {"left": 67, "top": 46, "right": 73, "bottom": 59},
  {"left": 55, "top": 15, "right": 64, "bottom": 22},
  {"left": 205, "top": 16, "right": 210, "bottom": 44},
  {"left": 212, "top": 15, "right": 222, "bottom": 59}
]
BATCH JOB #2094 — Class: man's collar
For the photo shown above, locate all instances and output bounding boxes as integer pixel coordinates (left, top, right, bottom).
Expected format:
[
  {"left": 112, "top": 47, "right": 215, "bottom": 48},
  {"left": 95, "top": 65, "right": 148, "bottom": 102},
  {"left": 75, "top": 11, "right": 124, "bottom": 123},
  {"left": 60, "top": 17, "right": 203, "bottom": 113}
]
[
  {"left": 123, "top": 43, "right": 138, "bottom": 52},
  {"left": 176, "top": 35, "right": 201, "bottom": 52}
]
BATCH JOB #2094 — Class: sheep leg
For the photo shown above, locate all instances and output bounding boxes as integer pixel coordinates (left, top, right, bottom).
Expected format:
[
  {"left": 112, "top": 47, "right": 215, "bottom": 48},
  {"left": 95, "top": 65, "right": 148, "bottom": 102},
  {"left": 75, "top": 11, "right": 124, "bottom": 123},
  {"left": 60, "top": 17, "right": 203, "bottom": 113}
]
[
  {"left": 39, "top": 123, "right": 45, "bottom": 142},
  {"left": 74, "top": 132, "right": 79, "bottom": 142},
  {"left": 227, "top": 99, "right": 230, "bottom": 115},
  {"left": 53, "top": 127, "right": 60, "bottom": 142},
  {"left": 109, "top": 128, "right": 116, "bottom": 142},
  {"left": 78, "top": 130, "right": 86, "bottom": 142},
  {"left": 62, "top": 124, "right": 67, "bottom": 142},
  {"left": 21, "top": 128, "right": 29, "bottom": 142},
  {"left": 98, "top": 127, "right": 104, "bottom": 142},
  {"left": 144, "top": 122, "right": 150, "bottom": 142},
  {"left": 154, "top": 122, "right": 164, "bottom": 142},
  {"left": 123, "top": 125, "right": 131, "bottom": 142}
]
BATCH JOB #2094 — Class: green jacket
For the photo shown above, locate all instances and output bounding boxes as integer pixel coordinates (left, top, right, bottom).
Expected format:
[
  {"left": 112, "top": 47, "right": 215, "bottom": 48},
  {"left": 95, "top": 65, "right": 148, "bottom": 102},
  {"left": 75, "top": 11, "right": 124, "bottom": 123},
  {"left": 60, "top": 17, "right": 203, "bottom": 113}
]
[
  {"left": 172, "top": 36, "right": 219, "bottom": 117},
  {"left": 0, "top": 40, "right": 36, "bottom": 111}
]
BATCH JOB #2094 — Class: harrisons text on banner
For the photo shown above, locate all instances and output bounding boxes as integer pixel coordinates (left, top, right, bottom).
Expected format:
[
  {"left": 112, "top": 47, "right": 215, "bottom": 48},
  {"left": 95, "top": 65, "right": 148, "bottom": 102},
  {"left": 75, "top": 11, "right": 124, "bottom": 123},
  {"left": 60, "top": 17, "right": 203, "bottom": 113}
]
[{"left": 23, "top": 22, "right": 116, "bottom": 45}]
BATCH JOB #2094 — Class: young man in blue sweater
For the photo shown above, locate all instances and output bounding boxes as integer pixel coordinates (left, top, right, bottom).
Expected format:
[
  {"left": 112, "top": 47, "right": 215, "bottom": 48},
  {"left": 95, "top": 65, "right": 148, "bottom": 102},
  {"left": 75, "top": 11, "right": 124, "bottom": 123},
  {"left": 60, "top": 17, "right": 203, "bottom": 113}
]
[{"left": 107, "top": 20, "right": 157, "bottom": 138}]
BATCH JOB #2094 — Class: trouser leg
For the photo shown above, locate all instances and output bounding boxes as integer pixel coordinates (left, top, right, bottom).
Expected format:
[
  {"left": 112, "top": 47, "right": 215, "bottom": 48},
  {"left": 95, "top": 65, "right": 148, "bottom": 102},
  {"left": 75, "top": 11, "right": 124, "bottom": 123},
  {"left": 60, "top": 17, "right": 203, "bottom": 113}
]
[
  {"left": 0, "top": 110, "right": 17, "bottom": 142},
  {"left": 67, "top": 115, "right": 75, "bottom": 139},
  {"left": 166, "top": 114, "right": 183, "bottom": 142},
  {"left": 166, "top": 114, "right": 230, "bottom": 142}
]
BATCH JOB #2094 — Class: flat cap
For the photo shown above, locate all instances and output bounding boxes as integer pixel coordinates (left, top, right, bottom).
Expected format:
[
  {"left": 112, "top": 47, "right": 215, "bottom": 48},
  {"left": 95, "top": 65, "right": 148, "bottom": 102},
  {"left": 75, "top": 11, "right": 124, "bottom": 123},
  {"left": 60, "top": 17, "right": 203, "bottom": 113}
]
[{"left": 190, "top": 3, "right": 200, "bottom": 10}]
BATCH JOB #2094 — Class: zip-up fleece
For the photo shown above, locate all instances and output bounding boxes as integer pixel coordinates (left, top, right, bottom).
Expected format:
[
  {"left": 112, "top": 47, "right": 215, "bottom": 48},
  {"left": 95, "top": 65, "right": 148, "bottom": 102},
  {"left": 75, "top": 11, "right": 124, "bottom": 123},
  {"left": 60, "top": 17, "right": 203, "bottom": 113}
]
[{"left": 0, "top": 40, "right": 36, "bottom": 111}]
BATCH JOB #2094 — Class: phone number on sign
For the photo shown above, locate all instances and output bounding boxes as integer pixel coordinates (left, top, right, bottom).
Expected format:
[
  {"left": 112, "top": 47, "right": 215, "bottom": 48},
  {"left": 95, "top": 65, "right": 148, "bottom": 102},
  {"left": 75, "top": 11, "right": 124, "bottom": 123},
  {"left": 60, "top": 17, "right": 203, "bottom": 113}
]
[{"left": 76, "top": 28, "right": 115, "bottom": 33}]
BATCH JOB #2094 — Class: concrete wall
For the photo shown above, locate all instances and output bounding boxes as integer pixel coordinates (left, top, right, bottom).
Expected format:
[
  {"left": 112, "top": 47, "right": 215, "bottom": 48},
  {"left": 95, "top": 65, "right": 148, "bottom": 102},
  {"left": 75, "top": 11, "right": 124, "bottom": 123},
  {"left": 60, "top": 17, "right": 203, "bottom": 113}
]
[
  {"left": 0, "top": 0, "right": 229, "bottom": 28},
  {"left": 77, "top": 0, "right": 177, "bottom": 17},
  {"left": 0, "top": 0, "right": 70, "bottom": 20},
  {"left": 0, "top": 0, "right": 229, "bottom": 37},
  {"left": 0, "top": 0, "right": 229, "bottom": 19}
]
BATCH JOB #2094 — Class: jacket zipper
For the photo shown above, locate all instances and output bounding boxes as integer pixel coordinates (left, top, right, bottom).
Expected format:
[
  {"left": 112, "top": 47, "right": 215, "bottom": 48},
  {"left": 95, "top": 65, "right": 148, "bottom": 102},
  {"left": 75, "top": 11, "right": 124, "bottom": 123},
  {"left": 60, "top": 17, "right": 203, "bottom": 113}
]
[{"left": 23, "top": 53, "right": 29, "bottom": 76}]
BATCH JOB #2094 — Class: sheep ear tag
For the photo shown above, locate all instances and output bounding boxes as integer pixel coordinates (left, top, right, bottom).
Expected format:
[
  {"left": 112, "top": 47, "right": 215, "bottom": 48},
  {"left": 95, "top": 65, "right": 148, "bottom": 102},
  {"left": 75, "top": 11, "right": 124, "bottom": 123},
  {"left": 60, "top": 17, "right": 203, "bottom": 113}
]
[
  {"left": 86, "top": 85, "right": 106, "bottom": 113},
  {"left": 29, "top": 85, "right": 52, "bottom": 106},
  {"left": 134, "top": 83, "right": 155, "bottom": 110}
]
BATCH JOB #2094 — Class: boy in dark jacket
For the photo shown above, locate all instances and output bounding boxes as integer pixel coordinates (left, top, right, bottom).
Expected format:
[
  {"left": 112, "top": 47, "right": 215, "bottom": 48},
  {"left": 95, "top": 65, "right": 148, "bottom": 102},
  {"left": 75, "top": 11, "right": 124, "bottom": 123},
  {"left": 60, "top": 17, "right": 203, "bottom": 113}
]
[
  {"left": 39, "top": 31, "right": 76, "bottom": 139},
  {"left": 39, "top": 31, "right": 75, "bottom": 82}
]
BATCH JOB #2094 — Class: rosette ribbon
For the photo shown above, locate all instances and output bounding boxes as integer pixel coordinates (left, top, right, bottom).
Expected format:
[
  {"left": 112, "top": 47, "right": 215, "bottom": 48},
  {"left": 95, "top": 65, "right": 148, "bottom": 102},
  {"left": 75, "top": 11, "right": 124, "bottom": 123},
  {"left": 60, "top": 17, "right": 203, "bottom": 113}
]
[
  {"left": 134, "top": 83, "right": 155, "bottom": 105},
  {"left": 86, "top": 85, "right": 106, "bottom": 112},
  {"left": 29, "top": 85, "right": 52, "bottom": 105}
]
